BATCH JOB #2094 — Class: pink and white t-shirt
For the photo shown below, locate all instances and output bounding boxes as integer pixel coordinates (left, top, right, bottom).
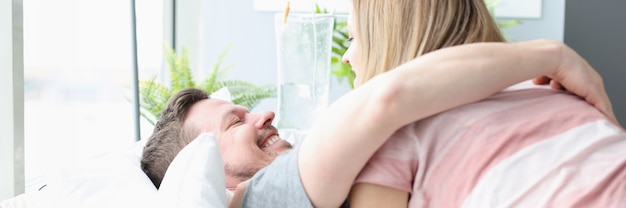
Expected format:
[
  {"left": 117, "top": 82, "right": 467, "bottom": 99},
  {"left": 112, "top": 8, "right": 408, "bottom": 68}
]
[{"left": 355, "top": 83, "right": 626, "bottom": 207}]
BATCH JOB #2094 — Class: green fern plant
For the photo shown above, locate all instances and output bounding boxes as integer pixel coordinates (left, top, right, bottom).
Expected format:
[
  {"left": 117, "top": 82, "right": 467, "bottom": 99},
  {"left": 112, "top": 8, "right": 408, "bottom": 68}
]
[
  {"left": 138, "top": 44, "right": 276, "bottom": 125},
  {"left": 486, "top": 0, "right": 523, "bottom": 40},
  {"left": 315, "top": 4, "right": 355, "bottom": 89}
]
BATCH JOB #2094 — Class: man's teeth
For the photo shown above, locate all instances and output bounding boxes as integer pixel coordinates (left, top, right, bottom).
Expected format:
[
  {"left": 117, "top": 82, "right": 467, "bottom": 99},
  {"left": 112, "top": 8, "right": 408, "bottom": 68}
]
[{"left": 263, "top": 135, "right": 281, "bottom": 148}]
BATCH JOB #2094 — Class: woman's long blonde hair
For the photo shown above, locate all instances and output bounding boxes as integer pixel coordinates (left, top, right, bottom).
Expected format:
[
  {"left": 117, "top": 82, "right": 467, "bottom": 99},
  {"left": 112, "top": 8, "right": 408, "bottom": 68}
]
[{"left": 351, "top": 0, "right": 505, "bottom": 85}]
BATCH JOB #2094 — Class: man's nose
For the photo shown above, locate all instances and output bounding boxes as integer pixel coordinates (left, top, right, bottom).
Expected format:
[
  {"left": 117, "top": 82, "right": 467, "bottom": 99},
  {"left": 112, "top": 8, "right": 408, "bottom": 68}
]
[{"left": 254, "top": 111, "right": 275, "bottom": 129}]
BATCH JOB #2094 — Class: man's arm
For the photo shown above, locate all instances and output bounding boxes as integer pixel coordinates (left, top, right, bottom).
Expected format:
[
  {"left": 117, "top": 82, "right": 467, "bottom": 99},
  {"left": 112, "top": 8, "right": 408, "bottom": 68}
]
[{"left": 297, "top": 40, "right": 614, "bottom": 207}]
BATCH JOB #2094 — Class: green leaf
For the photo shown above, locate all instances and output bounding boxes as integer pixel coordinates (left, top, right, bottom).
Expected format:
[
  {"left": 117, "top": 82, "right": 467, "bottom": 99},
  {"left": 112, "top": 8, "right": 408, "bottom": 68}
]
[
  {"left": 137, "top": 43, "right": 277, "bottom": 124},
  {"left": 330, "top": 62, "right": 354, "bottom": 88},
  {"left": 140, "top": 109, "right": 157, "bottom": 126},
  {"left": 485, "top": 0, "right": 503, "bottom": 7},
  {"left": 231, "top": 86, "right": 277, "bottom": 109},
  {"left": 204, "top": 50, "right": 225, "bottom": 92},
  {"left": 162, "top": 44, "right": 196, "bottom": 92},
  {"left": 483, "top": 0, "right": 523, "bottom": 41},
  {"left": 139, "top": 78, "right": 173, "bottom": 121},
  {"left": 332, "top": 46, "right": 347, "bottom": 58},
  {"left": 498, "top": 20, "right": 522, "bottom": 29}
]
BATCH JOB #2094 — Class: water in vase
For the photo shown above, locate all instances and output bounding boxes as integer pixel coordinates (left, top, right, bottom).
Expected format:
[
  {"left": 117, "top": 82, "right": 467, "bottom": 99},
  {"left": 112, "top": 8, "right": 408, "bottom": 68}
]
[{"left": 274, "top": 13, "right": 334, "bottom": 131}]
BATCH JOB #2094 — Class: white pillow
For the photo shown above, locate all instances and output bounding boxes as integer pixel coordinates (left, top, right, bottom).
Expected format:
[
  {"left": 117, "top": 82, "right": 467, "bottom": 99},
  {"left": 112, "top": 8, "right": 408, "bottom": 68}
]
[
  {"left": 211, "top": 87, "right": 232, "bottom": 103},
  {"left": 156, "top": 133, "right": 228, "bottom": 208},
  {"left": 9, "top": 89, "right": 231, "bottom": 208},
  {"left": 31, "top": 140, "right": 158, "bottom": 208}
]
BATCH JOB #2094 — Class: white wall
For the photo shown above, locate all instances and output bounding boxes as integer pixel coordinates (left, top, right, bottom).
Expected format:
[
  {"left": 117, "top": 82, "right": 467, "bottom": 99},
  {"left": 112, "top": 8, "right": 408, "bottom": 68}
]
[
  {"left": 196, "top": 0, "right": 565, "bottom": 112},
  {"left": 497, "top": 0, "right": 565, "bottom": 42},
  {"left": 1, "top": 0, "right": 25, "bottom": 201},
  {"left": 197, "top": 0, "right": 350, "bottom": 113}
]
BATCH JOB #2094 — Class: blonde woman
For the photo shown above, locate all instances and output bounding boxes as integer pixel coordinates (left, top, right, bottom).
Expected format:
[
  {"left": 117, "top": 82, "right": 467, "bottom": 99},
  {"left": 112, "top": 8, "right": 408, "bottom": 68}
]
[
  {"left": 225, "top": 41, "right": 613, "bottom": 208},
  {"left": 344, "top": 0, "right": 625, "bottom": 207},
  {"left": 348, "top": 0, "right": 505, "bottom": 87}
]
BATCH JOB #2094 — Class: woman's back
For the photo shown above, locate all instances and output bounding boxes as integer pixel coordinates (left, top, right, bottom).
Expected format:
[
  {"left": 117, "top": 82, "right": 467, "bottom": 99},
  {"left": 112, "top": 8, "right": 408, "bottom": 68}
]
[{"left": 356, "top": 84, "right": 626, "bottom": 207}]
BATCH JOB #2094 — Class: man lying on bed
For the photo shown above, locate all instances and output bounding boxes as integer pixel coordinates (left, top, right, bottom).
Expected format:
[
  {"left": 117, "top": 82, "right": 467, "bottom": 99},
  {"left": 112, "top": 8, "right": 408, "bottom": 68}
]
[{"left": 141, "top": 40, "right": 620, "bottom": 208}]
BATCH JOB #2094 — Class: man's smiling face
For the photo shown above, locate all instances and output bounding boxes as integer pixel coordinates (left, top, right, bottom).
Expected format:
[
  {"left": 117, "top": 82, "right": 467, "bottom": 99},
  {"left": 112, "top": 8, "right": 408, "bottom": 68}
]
[{"left": 183, "top": 99, "right": 292, "bottom": 190}]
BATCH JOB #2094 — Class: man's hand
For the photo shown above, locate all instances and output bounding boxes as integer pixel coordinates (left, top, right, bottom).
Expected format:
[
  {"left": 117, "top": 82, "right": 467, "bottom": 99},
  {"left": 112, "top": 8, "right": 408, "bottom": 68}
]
[{"left": 532, "top": 41, "right": 619, "bottom": 126}]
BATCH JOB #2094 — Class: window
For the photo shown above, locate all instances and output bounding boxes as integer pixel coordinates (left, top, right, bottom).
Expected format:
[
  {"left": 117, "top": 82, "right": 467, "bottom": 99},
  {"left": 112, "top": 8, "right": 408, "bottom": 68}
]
[
  {"left": 254, "top": 0, "right": 350, "bottom": 13},
  {"left": 23, "top": 0, "right": 164, "bottom": 191},
  {"left": 253, "top": 0, "right": 542, "bottom": 19}
]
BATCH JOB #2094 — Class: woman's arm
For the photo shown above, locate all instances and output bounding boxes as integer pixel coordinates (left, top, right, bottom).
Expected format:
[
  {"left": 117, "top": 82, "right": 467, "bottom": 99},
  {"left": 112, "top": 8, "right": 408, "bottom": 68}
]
[
  {"left": 228, "top": 180, "right": 248, "bottom": 208},
  {"left": 298, "top": 39, "right": 614, "bottom": 207}
]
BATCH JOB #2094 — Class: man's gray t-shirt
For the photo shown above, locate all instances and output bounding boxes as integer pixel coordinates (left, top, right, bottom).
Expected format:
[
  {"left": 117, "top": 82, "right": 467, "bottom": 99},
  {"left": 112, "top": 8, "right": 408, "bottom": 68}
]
[{"left": 242, "top": 145, "right": 313, "bottom": 207}]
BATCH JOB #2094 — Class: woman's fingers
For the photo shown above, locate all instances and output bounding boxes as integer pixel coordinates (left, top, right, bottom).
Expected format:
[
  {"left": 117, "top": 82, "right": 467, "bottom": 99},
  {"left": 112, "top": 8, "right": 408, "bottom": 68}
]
[{"left": 532, "top": 76, "right": 551, "bottom": 85}]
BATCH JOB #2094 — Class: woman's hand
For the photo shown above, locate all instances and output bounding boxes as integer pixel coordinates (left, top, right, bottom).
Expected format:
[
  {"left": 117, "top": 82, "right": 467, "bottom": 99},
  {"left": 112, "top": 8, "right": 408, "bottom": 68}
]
[
  {"left": 228, "top": 180, "right": 250, "bottom": 208},
  {"left": 533, "top": 42, "right": 619, "bottom": 126}
]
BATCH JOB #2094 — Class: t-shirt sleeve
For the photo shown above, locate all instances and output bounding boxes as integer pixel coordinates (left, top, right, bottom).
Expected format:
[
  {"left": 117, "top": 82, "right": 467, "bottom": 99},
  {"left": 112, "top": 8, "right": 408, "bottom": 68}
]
[
  {"left": 355, "top": 123, "right": 420, "bottom": 193},
  {"left": 242, "top": 145, "right": 313, "bottom": 208}
]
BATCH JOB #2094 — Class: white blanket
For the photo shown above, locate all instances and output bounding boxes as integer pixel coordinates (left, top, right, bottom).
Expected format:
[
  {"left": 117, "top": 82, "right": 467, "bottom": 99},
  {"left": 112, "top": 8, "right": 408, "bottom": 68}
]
[{"left": 1, "top": 193, "right": 28, "bottom": 208}]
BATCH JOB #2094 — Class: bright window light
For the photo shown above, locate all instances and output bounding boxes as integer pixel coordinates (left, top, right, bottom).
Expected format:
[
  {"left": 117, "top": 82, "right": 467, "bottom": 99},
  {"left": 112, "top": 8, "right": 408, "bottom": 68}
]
[{"left": 23, "top": 0, "right": 164, "bottom": 192}]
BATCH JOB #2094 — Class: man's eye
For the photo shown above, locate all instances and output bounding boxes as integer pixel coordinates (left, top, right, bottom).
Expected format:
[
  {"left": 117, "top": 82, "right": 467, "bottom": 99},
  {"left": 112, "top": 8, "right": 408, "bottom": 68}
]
[
  {"left": 347, "top": 37, "right": 354, "bottom": 42},
  {"left": 228, "top": 119, "right": 243, "bottom": 128}
]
